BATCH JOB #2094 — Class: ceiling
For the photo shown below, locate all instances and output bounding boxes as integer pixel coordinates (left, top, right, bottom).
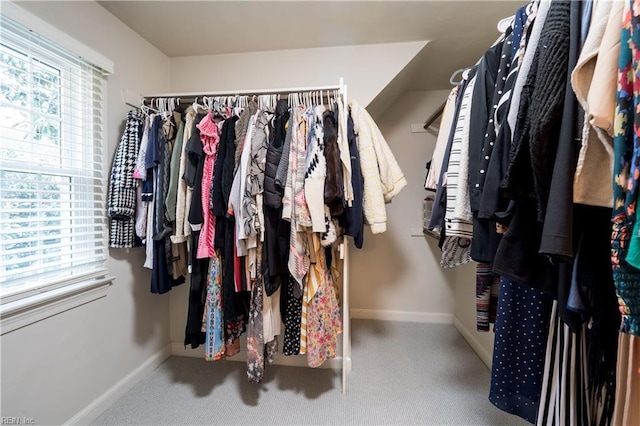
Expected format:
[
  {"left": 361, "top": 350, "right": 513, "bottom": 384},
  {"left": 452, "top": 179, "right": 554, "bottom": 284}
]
[{"left": 98, "top": 1, "right": 522, "bottom": 92}]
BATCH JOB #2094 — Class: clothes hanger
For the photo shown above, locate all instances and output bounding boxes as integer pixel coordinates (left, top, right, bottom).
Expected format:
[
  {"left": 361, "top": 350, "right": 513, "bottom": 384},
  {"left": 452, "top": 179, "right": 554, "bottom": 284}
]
[
  {"left": 140, "top": 99, "right": 158, "bottom": 116},
  {"left": 231, "top": 96, "right": 238, "bottom": 117},
  {"left": 449, "top": 69, "right": 466, "bottom": 86},
  {"left": 141, "top": 104, "right": 156, "bottom": 116},
  {"left": 497, "top": 15, "right": 514, "bottom": 33},
  {"left": 166, "top": 98, "right": 177, "bottom": 124}
]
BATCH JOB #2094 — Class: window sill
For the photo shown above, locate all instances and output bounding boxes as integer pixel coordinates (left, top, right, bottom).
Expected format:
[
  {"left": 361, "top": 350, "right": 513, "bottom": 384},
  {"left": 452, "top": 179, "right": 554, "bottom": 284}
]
[{"left": 0, "top": 276, "right": 114, "bottom": 335}]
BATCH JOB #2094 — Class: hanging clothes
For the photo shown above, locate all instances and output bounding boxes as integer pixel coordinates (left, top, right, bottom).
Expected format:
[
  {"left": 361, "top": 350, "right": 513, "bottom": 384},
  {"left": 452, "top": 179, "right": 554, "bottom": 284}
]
[
  {"left": 109, "top": 110, "right": 144, "bottom": 249},
  {"left": 570, "top": 0, "right": 619, "bottom": 209},
  {"left": 305, "top": 233, "right": 342, "bottom": 368},
  {"left": 195, "top": 112, "right": 221, "bottom": 259},
  {"left": 172, "top": 107, "right": 196, "bottom": 244},
  {"left": 489, "top": 278, "right": 552, "bottom": 424},
  {"left": 422, "top": 0, "right": 636, "bottom": 424},
  {"left": 425, "top": 86, "right": 459, "bottom": 192},
  {"left": 167, "top": 112, "right": 188, "bottom": 281},
  {"left": 326, "top": 109, "right": 346, "bottom": 217},
  {"left": 304, "top": 105, "right": 328, "bottom": 233},
  {"left": 110, "top": 86, "right": 406, "bottom": 385},
  {"left": 467, "top": 31, "right": 506, "bottom": 264},
  {"left": 350, "top": 99, "right": 407, "bottom": 234},
  {"left": 612, "top": 0, "right": 640, "bottom": 337},
  {"left": 440, "top": 69, "right": 477, "bottom": 268},
  {"left": 285, "top": 105, "right": 311, "bottom": 296},
  {"left": 612, "top": 333, "right": 640, "bottom": 425},
  {"left": 344, "top": 112, "right": 365, "bottom": 249},
  {"left": 203, "top": 253, "right": 224, "bottom": 361},
  {"left": 246, "top": 240, "right": 266, "bottom": 384},
  {"left": 134, "top": 115, "right": 150, "bottom": 240},
  {"left": 263, "top": 100, "right": 290, "bottom": 296}
]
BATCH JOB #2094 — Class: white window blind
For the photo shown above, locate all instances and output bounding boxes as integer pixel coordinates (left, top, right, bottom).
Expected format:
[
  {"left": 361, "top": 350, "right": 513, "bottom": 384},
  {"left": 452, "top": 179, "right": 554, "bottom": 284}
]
[{"left": 0, "top": 14, "right": 109, "bottom": 302}]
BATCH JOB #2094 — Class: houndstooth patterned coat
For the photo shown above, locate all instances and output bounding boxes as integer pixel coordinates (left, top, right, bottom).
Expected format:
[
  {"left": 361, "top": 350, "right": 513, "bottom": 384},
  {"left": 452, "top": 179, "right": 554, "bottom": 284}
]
[{"left": 108, "top": 110, "right": 144, "bottom": 248}]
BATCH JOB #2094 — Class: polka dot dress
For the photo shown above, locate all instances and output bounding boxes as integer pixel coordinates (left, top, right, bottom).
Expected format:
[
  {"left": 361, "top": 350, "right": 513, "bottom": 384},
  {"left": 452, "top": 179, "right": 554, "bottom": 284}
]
[
  {"left": 283, "top": 273, "right": 302, "bottom": 356},
  {"left": 489, "top": 277, "right": 552, "bottom": 423}
]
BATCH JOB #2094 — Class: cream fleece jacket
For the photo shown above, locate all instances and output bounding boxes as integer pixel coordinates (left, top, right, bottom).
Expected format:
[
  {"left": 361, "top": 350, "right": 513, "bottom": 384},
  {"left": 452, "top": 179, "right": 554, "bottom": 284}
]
[{"left": 350, "top": 99, "right": 407, "bottom": 234}]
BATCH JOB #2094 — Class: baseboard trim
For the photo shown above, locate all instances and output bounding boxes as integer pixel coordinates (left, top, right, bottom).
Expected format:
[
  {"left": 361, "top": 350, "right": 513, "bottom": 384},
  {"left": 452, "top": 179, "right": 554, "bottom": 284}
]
[
  {"left": 350, "top": 308, "right": 453, "bottom": 324},
  {"left": 171, "top": 342, "right": 351, "bottom": 371},
  {"left": 65, "top": 344, "right": 172, "bottom": 425},
  {"left": 452, "top": 316, "right": 492, "bottom": 370}
]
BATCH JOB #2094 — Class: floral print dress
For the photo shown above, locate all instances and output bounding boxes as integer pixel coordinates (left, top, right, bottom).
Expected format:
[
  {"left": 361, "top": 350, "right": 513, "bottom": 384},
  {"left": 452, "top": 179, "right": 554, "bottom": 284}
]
[
  {"left": 304, "top": 233, "right": 342, "bottom": 368},
  {"left": 612, "top": 0, "right": 640, "bottom": 336}
]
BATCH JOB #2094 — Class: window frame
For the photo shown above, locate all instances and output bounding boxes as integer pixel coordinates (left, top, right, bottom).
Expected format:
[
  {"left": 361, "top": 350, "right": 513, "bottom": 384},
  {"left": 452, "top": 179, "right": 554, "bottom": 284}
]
[{"left": 0, "top": 4, "right": 114, "bottom": 335}]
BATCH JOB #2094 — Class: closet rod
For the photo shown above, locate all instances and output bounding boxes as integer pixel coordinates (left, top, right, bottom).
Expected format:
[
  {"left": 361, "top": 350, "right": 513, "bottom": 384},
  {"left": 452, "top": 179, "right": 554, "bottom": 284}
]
[
  {"left": 149, "top": 93, "right": 340, "bottom": 106},
  {"left": 142, "top": 83, "right": 342, "bottom": 100},
  {"left": 423, "top": 103, "right": 445, "bottom": 129}
]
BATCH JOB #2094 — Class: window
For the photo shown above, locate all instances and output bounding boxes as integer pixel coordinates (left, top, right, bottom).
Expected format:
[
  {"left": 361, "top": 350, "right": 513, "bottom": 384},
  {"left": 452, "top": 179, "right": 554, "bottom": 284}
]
[{"left": 0, "top": 14, "right": 111, "bottom": 327}]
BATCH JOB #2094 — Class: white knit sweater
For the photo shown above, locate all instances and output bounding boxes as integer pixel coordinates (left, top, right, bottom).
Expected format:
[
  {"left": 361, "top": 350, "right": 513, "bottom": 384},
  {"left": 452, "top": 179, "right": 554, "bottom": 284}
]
[{"left": 350, "top": 100, "right": 407, "bottom": 234}]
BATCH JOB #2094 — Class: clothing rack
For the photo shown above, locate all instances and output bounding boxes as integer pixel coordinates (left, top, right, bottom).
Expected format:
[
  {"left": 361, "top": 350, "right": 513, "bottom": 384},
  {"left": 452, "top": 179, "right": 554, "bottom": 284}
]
[
  {"left": 139, "top": 78, "right": 352, "bottom": 394},
  {"left": 423, "top": 103, "right": 446, "bottom": 130}
]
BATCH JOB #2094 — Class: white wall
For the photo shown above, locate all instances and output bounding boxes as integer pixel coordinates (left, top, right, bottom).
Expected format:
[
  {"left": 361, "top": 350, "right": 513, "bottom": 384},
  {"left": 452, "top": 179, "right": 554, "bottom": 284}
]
[
  {"left": 349, "top": 90, "right": 457, "bottom": 320},
  {"left": 453, "top": 262, "right": 495, "bottom": 368},
  {"left": 168, "top": 41, "right": 427, "bottom": 109},
  {"left": 362, "top": 89, "right": 495, "bottom": 364},
  {"left": 0, "top": 2, "right": 171, "bottom": 424}
]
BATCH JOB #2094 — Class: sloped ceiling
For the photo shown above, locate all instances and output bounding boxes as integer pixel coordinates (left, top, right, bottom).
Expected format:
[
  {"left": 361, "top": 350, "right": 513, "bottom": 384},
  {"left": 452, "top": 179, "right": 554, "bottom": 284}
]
[{"left": 98, "top": 1, "right": 523, "bottom": 91}]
